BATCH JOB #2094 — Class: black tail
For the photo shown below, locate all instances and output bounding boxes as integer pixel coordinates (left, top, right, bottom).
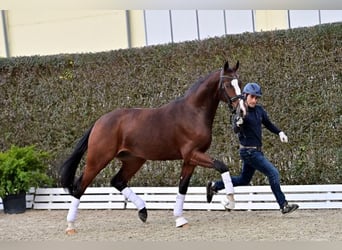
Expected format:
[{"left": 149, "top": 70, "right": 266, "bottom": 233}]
[{"left": 60, "top": 125, "right": 94, "bottom": 194}]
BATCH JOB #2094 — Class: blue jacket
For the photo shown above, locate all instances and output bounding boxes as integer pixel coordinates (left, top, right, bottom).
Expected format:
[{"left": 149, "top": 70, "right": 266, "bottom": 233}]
[{"left": 234, "top": 105, "right": 281, "bottom": 147}]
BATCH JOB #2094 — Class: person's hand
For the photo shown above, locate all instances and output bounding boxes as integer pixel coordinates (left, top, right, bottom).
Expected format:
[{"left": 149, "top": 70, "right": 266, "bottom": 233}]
[
  {"left": 235, "top": 116, "right": 243, "bottom": 127},
  {"left": 279, "top": 131, "right": 288, "bottom": 143}
]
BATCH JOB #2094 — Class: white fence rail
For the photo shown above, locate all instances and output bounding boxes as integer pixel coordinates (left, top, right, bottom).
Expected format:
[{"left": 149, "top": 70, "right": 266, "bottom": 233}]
[{"left": 1, "top": 185, "right": 342, "bottom": 211}]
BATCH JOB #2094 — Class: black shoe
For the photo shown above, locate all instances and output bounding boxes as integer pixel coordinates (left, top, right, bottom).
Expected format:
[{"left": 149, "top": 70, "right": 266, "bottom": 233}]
[
  {"left": 281, "top": 202, "right": 299, "bottom": 214},
  {"left": 206, "top": 181, "right": 217, "bottom": 203}
]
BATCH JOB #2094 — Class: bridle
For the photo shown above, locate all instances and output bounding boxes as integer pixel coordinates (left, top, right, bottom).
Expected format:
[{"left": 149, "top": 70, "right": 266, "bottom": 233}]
[{"left": 218, "top": 69, "right": 245, "bottom": 113}]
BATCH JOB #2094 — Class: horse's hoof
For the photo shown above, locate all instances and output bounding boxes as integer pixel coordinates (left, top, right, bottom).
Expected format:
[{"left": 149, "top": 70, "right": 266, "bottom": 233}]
[
  {"left": 221, "top": 195, "right": 235, "bottom": 211},
  {"left": 138, "top": 207, "right": 148, "bottom": 222},
  {"left": 179, "top": 223, "right": 189, "bottom": 229},
  {"left": 65, "top": 228, "right": 77, "bottom": 235},
  {"left": 175, "top": 216, "right": 188, "bottom": 228}
]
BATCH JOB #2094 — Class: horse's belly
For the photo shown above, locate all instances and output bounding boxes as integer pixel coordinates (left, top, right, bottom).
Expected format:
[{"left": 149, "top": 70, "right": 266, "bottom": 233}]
[
  {"left": 139, "top": 143, "right": 182, "bottom": 161},
  {"left": 119, "top": 138, "right": 182, "bottom": 161}
]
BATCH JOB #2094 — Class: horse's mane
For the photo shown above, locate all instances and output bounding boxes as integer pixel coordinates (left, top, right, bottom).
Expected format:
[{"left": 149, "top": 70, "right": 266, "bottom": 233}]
[{"left": 183, "top": 71, "right": 216, "bottom": 97}]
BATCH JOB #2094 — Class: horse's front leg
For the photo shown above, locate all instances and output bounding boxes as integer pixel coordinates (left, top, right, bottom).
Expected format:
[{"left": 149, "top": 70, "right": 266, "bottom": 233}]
[
  {"left": 174, "top": 164, "right": 195, "bottom": 228},
  {"left": 189, "top": 151, "right": 235, "bottom": 210}
]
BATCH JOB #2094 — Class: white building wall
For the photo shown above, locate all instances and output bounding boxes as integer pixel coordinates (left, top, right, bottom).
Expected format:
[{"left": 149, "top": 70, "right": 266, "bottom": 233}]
[
  {"left": 171, "top": 10, "right": 198, "bottom": 43},
  {"left": 0, "top": 10, "right": 341, "bottom": 58},
  {"left": 320, "top": 10, "right": 342, "bottom": 23},
  {"left": 289, "top": 10, "right": 321, "bottom": 28},
  {"left": 225, "top": 10, "right": 254, "bottom": 34},
  {"left": 197, "top": 10, "right": 227, "bottom": 39},
  {"left": 4, "top": 10, "right": 129, "bottom": 57},
  {"left": 144, "top": 10, "right": 172, "bottom": 45}
]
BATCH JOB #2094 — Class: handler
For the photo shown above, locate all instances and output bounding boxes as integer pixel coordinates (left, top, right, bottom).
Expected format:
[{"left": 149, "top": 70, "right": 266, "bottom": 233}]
[{"left": 206, "top": 82, "right": 299, "bottom": 214}]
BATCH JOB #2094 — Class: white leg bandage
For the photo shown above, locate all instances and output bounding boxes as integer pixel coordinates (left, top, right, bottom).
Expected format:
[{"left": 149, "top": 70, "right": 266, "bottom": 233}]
[
  {"left": 122, "top": 187, "right": 145, "bottom": 210},
  {"left": 173, "top": 193, "right": 185, "bottom": 217},
  {"left": 67, "top": 197, "right": 80, "bottom": 223},
  {"left": 222, "top": 171, "right": 234, "bottom": 195}
]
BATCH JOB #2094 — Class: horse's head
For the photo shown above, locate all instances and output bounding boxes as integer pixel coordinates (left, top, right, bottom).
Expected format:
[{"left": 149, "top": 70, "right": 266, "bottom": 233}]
[{"left": 219, "top": 61, "right": 247, "bottom": 117}]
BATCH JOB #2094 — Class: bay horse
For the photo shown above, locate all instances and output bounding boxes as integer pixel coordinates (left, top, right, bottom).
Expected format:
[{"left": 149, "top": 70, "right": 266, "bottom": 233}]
[{"left": 60, "top": 60, "right": 246, "bottom": 234}]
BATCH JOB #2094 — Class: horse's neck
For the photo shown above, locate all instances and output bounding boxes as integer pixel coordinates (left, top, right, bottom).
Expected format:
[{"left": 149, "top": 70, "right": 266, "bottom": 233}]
[{"left": 186, "top": 71, "right": 221, "bottom": 117}]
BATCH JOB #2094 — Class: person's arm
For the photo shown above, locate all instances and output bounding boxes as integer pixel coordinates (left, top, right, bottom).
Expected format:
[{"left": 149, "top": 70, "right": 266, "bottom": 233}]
[
  {"left": 261, "top": 108, "right": 288, "bottom": 143},
  {"left": 261, "top": 108, "right": 281, "bottom": 134}
]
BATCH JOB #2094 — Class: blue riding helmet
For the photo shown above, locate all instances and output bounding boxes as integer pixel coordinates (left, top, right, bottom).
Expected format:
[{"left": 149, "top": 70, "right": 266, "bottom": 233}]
[{"left": 242, "top": 82, "right": 262, "bottom": 97}]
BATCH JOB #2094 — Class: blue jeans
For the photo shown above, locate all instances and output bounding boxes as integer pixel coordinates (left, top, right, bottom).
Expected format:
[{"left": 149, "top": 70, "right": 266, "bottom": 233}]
[{"left": 214, "top": 148, "right": 286, "bottom": 208}]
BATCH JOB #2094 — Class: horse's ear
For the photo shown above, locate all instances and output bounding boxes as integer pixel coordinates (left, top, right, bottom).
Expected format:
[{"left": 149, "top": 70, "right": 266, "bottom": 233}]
[
  {"left": 224, "top": 61, "right": 229, "bottom": 71},
  {"left": 234, "top": 61, "right": 240, "bottom": 71}
]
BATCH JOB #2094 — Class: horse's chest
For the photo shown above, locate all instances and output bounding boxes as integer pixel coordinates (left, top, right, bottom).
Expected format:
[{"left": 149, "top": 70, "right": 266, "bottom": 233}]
[{"left": 193, "top": 131, "right": 212, "bottom": 148}]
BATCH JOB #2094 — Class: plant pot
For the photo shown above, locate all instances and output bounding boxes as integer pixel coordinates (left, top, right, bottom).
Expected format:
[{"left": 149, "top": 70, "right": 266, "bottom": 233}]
[{"left": 2, "top": 192, "right": 26, "bottom": 214}]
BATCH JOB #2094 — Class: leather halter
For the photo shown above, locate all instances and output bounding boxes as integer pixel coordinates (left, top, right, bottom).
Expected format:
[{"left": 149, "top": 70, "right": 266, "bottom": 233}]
[{"left": 218, "top": 69, "right": 244, "bottom": 112}]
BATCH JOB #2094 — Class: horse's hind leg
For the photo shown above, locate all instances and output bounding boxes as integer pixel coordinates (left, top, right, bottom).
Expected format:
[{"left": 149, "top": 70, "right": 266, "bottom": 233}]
[
  {"left": 111, "top": 158, "right": 147, "bottom": 222},
  {"left": 66, "top": 148, "right": 116, "bottom": 234}
]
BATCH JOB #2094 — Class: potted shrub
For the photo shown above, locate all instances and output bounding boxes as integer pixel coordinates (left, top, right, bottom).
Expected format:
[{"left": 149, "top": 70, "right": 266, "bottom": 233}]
[{"left": 0, "top": 145, "right": 52, "bottom": 214}]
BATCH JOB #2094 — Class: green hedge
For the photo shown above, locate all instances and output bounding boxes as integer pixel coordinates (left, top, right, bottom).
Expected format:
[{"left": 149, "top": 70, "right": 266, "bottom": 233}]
[{"left": 0, "top": 23, "right": 341, "bottom": 187}]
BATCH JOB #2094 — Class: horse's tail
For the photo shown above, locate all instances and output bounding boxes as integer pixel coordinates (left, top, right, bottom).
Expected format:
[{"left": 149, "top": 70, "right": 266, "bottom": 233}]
[{"left": 60, "top": 125, "right": 94, "bottom": 194}]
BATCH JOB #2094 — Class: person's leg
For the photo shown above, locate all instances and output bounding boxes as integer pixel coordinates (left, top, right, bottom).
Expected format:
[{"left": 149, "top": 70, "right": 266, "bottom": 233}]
[
  {"left": 206, "top": 178, "right": 225, "bottom": 202},
  {"left": 251, "top": 151, "right": 298, "bottom": 213},
  {"left": 250, "top": 151, "right": 286, "bottom": 207},
  {"left": 219, "top": 149, "right": 257, "bottom": 208},
  {"left": 231, "top": 163, "right": 255, "bottom": 186}
]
